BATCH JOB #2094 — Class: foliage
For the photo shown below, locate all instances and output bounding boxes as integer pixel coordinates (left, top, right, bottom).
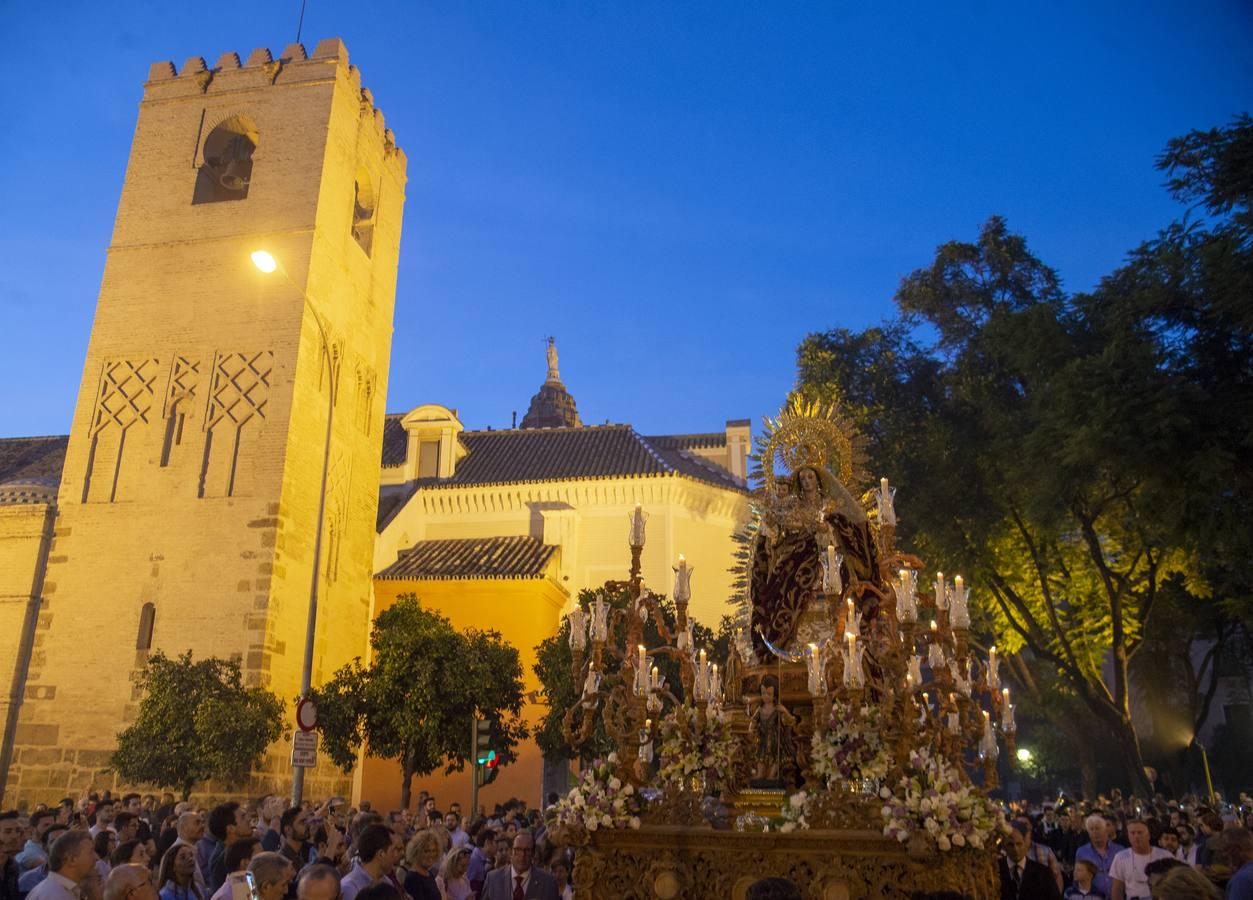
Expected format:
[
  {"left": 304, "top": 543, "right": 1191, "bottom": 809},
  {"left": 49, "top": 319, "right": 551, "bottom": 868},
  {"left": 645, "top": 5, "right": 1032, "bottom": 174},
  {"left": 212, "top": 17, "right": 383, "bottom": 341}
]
[
  {"left": 792, "top": 117, "right": 1253, "bottom": 792},
  {"left": 880, "top": 748, "right": 1006, "bottom": 851},
  {"left": 111, "top": 651, "right": 283, "bottom": 800},
  {"left": 546, "top": 753, "right": 641, "bottom": 838},
  {"left": 532, "top": 586, "right": 727, "bottom": 761},
  {"left": 313, "top": 596, "right": 527, "bottom": 808}
]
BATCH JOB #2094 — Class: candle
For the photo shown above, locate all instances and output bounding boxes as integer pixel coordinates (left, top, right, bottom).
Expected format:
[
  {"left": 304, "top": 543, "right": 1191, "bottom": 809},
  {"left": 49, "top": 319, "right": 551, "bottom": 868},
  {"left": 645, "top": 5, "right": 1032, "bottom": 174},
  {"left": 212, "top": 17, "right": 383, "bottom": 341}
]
[
  {"left": 845, "top": 597, "right": 859, "bottom": 637},
  {"left": 987, "top": 645, "right": 1000, "bottom": 690},
  {"left": 673, "top": 554, "right": 693, "bottom": 604},
  {"left": 918, "top": 691, "right": 929, "bottom": 724},
  {"left": 950, "top": 575, "right": 970, "bottom": 629},
  {"left": 908, "top": 654, "right": 923, "bottom": 686},
  {"left": 822, "top": 544, "right": 843, "bottom": 596},
  {"left": 567, "top": 608, "right": 586, "bottom": 652},
  {"left": 935, "top": 572, "right": 948, "bottom": 610},
  {"left": 927, "top": 621, "right": 945, "bottom": 669},
  {"left": 896, "top": 568, "right": 918, "bottom": 622},
  {"left": 806, "top": 643, "right": 824, "bottom": 696},
  {"left": 878, "top": 476, "right": 896, "bottom": 526},
  {"left": 629, "top": 503, "right": 648, "bottom": 547}
]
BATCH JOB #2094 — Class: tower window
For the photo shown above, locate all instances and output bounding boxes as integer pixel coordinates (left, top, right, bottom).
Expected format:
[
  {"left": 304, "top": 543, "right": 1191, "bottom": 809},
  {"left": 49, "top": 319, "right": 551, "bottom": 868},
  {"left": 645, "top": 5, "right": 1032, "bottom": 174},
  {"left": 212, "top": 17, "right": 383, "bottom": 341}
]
[
  {"left": 136, "top": 602, "right": 156, "bottom": 651},
  {"left": 194, "top": 116, "right": 259, "bottom": 204},
  {"left": 352, "top": 169, "right": 376, "bottom": 256}
]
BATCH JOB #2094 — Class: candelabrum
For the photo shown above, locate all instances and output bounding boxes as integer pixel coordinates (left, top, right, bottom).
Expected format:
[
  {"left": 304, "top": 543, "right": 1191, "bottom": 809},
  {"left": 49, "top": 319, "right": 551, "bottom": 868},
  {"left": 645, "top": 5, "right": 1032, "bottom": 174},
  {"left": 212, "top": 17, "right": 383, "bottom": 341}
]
[{"left": 561, "top": 506, "right": 727, "bottom": 786}]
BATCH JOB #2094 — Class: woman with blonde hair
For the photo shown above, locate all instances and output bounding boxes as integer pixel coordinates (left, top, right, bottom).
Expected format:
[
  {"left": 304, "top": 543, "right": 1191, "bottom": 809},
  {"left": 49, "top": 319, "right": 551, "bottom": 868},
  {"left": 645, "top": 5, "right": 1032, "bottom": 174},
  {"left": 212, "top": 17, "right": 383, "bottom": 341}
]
[
  {"left": 1153, "top": 865, "right": 1221, "bottom": 900},
  {"left": 402, "top": 831, "right": 442, "bottom": 900},
  {"left": 435, "top": 846, "right": 472, "bottom": 900}
]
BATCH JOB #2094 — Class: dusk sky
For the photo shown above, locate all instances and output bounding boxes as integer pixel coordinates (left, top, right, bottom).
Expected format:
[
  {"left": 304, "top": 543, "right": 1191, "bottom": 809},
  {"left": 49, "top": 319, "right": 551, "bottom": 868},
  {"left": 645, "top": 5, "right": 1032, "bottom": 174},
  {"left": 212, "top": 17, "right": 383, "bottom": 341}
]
[{"left": 1, "top": 2, "right": 1250, "bottom": 439}]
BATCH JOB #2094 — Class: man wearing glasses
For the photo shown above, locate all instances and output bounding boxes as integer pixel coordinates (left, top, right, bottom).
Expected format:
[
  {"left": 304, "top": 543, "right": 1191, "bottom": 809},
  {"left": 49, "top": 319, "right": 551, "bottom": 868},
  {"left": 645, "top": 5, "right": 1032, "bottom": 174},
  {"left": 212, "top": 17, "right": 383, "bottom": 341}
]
[
  {"left": 480, "top": 833, "right": 557, "bottom": 900},
  {"left": 103, "top": 865, "right": 158, "bottom": 900}
]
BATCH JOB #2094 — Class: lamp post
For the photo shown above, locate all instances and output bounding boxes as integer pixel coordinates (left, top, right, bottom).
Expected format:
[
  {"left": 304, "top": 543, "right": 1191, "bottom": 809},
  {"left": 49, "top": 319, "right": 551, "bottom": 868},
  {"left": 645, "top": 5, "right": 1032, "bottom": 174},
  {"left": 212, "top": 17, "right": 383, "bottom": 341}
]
[{"left": 251, "top": 249, "right": 336, "bottom": 806}]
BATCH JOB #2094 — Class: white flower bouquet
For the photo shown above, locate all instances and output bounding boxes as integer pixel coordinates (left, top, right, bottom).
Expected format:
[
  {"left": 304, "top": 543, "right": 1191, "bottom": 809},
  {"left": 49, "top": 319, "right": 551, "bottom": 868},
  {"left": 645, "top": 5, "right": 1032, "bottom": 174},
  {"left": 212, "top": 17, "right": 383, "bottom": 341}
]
[
  {"left": 879, "top": 748, "right": 1005, "bottom": 852},
  {"left": 548, "top": 752, "right": 642, "bottom": 837},
  {"left": 656, "top": 703, "right": 737, "bottom": 793},
  {"left": 811, "top": 699, "right": 891, "bottom": 786}
]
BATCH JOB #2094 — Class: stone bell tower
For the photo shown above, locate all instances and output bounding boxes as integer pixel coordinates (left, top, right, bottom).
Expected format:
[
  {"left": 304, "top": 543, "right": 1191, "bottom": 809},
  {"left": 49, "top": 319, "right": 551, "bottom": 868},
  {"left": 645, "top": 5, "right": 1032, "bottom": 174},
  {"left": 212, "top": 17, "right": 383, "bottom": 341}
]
[{"left": 4, "top": 39, "right": 406, "bottom": 804}]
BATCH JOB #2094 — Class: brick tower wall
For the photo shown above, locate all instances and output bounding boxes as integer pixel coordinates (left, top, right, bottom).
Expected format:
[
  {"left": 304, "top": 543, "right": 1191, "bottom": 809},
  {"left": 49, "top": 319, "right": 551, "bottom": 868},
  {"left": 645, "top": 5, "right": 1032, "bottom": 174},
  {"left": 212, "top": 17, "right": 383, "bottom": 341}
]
[{"left": 3, "top": 39, "right": 406, "bottom": 806}]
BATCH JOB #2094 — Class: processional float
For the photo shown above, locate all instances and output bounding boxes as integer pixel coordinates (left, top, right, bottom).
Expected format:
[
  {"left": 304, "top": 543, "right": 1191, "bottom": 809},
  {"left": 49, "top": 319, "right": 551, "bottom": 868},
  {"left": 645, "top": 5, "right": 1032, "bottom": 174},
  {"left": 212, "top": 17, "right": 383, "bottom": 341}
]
[{"left": 548, "top": 400, "right": 1013, "bottom": 899}]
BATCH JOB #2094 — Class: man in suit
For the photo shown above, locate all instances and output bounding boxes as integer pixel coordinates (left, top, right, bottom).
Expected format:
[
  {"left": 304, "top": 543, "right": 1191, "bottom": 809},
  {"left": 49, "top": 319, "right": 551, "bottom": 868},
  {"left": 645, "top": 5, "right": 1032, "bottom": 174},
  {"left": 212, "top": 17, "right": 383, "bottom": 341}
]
[
  {"left": 480, "top": 832, "right": 558, "bottom": 900},
  {"left": 1001, "top": 824, "right": 1062, "bottom": 900}
]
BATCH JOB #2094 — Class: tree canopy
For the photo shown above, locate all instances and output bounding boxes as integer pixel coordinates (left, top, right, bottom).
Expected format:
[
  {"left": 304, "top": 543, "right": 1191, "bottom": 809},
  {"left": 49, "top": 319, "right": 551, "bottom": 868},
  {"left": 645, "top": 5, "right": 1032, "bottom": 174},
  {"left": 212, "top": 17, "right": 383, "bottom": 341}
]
[
  {"left": 793, "top": 116, "right": 1252, "bottom": 795},
  {"left": 313, "top": 596, "right": 527, "bottom": 809},
  {"left": 111, "top": 651, "right": 284, "bottom": 800}
]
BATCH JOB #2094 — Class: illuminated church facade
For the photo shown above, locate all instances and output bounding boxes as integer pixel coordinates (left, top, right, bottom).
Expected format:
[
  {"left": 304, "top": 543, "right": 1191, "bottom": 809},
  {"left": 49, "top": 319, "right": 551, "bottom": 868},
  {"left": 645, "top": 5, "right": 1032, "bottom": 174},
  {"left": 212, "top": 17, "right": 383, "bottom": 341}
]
[{"left": 0, "top": 40, "right": 749, "bottom": 809}]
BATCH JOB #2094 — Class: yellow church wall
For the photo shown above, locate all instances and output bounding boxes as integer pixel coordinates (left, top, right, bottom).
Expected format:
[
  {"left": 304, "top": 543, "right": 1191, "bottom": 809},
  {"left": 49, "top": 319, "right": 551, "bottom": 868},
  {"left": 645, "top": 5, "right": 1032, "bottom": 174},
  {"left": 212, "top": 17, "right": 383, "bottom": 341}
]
[
  {"left": 3, "top": 41, "right": 406, "bottom": 808},
  {"left": 0, "top": 504, "right": 55, "bottom": 797},
  {"left": 375, "top": 476, "right": 749, "bottom": 630},
  {"left": 362, "top": 577, "right": 568, "bottom": 813}
]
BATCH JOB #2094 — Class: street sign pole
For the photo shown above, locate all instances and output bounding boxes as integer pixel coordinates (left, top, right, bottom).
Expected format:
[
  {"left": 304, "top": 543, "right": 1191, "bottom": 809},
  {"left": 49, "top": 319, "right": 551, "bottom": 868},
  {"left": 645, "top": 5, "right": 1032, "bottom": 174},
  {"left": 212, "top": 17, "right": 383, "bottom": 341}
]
[{"left": 469, "top": 715, "right": 479, "bottom": 818}]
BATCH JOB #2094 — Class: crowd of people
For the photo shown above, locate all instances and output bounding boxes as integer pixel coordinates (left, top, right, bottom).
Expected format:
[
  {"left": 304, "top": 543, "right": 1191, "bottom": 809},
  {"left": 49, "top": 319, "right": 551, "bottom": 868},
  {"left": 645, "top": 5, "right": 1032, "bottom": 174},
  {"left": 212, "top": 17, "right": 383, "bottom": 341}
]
[
  {"left": 3, "top": 789, "right": 1251, "bottom": 900},
  {"left": 996, "top": 792, "right": 1253, "bottom": 900},
  {"left": 1, "top": 790, "right": 572, "bottom": 900}
]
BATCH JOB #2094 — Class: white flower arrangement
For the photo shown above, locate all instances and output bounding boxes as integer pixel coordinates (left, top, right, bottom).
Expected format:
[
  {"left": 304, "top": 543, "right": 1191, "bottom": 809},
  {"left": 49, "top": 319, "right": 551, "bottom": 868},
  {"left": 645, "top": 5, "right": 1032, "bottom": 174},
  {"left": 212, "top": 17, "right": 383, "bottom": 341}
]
[
  {"left": 766, "top": 789, "right": 813, "bottom": 833},
  {"left": 656, "top": 703, "right": 737, "bottom": 792},
  {"left": 879, "top": 748, "right": 1005, "bottom": 851},
  {"left": 810, "top": 699, "right": 892, "bottom": 786},
  {"left": 549, "top": 753, "right": 642, "bottom": 833}
]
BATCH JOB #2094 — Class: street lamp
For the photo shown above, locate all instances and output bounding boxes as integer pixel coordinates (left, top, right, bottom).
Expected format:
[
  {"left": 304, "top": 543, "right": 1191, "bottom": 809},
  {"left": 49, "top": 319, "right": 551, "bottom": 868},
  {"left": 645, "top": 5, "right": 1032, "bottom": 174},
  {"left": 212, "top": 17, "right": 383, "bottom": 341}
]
[{"left": 251, "top": 248, "right": 336, "bottom": 806}]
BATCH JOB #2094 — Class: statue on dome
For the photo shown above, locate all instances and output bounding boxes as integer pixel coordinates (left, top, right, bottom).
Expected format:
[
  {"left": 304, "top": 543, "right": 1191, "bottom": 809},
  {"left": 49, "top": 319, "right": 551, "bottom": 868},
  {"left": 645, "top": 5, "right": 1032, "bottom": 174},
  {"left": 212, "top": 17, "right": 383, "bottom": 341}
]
[{"left": 545, "top": 336, "right": 561, "bottom": 383}]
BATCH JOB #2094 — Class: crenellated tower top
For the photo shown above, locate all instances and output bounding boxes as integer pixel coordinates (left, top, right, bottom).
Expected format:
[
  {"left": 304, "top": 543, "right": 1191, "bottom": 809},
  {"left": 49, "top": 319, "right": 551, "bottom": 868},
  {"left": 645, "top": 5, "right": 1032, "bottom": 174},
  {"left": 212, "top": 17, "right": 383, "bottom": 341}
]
[{"left": 143, "top": 38, "right": 405, "bottom": 175}]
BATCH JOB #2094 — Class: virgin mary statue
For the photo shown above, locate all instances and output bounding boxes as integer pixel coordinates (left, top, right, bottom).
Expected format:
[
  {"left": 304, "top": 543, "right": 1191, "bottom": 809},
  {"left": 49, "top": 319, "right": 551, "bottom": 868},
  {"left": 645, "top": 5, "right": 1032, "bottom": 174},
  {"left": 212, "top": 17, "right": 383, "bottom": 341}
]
[{"left": 749, "top": 463, "right": 880, "bottom": 663}]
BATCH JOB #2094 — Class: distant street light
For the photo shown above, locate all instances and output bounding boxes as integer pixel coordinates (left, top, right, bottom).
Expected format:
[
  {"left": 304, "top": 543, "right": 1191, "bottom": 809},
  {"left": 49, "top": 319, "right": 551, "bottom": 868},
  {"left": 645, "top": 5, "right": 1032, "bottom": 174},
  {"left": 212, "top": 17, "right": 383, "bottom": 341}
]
[
  {"left": 251, "top": 248, "right": 336, "bottom": 806},
  {"left": 1016, "top": 747, "right": 1033, "bottom": 764}
]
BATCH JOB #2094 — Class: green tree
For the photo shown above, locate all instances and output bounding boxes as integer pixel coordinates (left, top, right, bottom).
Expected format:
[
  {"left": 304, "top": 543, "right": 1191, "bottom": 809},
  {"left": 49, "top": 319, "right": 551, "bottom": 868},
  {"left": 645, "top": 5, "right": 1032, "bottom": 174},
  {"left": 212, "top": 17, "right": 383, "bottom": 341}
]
[
  {"left": 313, "top": 596, "right": 527, "bottom": 809},
  {"left": 794, "top": 185, "right": 1251, "bottom": 794},
  {"left": 533, "top": 586, "right": 727, "bottom": 762},
  {"left": 111, "top": 651, "right": 283, "bottom": 800}
]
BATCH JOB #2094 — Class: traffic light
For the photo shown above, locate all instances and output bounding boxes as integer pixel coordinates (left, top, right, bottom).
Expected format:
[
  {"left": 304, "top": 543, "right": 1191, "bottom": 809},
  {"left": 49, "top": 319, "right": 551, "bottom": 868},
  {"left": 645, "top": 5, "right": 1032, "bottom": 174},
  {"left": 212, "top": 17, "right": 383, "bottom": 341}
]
[{"left": 473, "top": 717, "right": 500, "bottom": 786}]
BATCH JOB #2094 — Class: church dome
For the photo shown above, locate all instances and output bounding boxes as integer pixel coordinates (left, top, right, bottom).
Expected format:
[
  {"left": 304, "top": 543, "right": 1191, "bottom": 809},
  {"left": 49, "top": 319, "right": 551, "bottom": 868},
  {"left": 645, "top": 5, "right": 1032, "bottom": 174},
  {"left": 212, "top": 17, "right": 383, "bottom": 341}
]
[{"left": 520, "top": 338, "right": 582, "bottom": 429}]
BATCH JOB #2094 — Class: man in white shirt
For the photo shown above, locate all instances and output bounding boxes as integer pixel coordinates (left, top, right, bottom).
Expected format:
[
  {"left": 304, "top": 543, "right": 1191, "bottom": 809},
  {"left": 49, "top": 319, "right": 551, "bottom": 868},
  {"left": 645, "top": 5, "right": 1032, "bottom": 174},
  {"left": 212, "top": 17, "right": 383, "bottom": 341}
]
[
  {"left": 28, "top": 831, "right": 96, "bottom": 900},
  {"left": 87, "top": 802, "right": 115, "bottom": 840},
  {"left": 1110, "top": 820, "right": 1173, "bottom": 900}
]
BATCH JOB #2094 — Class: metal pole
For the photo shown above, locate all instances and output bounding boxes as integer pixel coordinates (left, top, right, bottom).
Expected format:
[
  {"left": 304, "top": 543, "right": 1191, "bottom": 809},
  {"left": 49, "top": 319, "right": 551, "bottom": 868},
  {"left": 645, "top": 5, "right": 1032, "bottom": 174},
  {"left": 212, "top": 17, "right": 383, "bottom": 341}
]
[
  {"left": 470, "top": 716, "right": 479, "bottom": 818},
  {"left": 1199, "top": 743, "right": 1216, "bottom": 806},
  {"left": 283, "top": 264, "right": 336, "bottom": 808}
]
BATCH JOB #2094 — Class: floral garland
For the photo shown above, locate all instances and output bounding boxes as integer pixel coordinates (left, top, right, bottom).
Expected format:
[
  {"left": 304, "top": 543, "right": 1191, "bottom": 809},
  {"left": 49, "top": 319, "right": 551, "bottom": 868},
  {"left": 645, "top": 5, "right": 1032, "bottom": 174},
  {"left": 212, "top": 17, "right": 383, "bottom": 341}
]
[
  {"left": 810, "top": 698, "right": 892, "bottom": 786},
  {"left": 880, "top": 748, "right": 1005, "bottom": 851},
  {"left": 656, "top": 703, "right": 737, "bottom": 792},
  {"left": 549, "top": 753, "right": 642, "bottom": 834}
]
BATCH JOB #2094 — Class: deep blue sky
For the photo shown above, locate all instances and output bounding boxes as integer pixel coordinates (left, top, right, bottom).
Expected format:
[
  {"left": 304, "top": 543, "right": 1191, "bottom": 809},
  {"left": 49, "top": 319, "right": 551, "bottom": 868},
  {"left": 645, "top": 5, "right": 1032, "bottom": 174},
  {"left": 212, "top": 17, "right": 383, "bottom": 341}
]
[{"left": 1, "top": 2, "right": 1250, "bottom": 439}]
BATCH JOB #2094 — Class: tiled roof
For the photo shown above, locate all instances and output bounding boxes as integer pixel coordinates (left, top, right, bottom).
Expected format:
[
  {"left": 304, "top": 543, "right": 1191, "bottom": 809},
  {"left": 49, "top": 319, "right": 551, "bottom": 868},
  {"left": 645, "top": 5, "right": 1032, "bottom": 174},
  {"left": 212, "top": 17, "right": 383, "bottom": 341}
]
[
  {"left": 376, "top": 535, "right": 558, "bottom": 580},
  {"left": 379, "top": 419, "right": 744, "bottom": 492},
  {"left": 0, "top": 436, "right": 69, "bottom": 488},
  {"left": 646, "top": 432, "right": 726, "bottom": 451}
]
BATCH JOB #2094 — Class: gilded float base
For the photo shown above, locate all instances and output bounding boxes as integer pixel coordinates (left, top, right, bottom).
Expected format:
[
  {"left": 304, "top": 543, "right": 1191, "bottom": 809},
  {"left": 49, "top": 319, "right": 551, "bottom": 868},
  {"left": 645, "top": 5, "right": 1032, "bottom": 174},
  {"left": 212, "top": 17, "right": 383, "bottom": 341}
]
[{"left": 572, "top": 825, "right": 998, "bottom": 900}]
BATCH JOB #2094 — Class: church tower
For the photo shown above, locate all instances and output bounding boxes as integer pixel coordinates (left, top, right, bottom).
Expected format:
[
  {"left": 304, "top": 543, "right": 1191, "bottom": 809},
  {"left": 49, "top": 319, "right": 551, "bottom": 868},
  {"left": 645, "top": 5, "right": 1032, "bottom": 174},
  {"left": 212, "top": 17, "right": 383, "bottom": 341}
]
[{"left": 4, "top": 40, "right": 406, "bottom": 803}]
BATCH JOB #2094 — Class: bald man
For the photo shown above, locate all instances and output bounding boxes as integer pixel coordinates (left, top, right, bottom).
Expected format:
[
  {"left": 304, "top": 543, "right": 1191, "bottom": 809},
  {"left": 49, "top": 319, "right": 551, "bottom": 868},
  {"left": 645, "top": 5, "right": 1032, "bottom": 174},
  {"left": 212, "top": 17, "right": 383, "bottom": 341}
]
[
  {"left": 103, "top": 865, "right": 158, "bottom": 900},
  {"left": 172, "top": 813, "right": 208, "bottom": 892}
]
